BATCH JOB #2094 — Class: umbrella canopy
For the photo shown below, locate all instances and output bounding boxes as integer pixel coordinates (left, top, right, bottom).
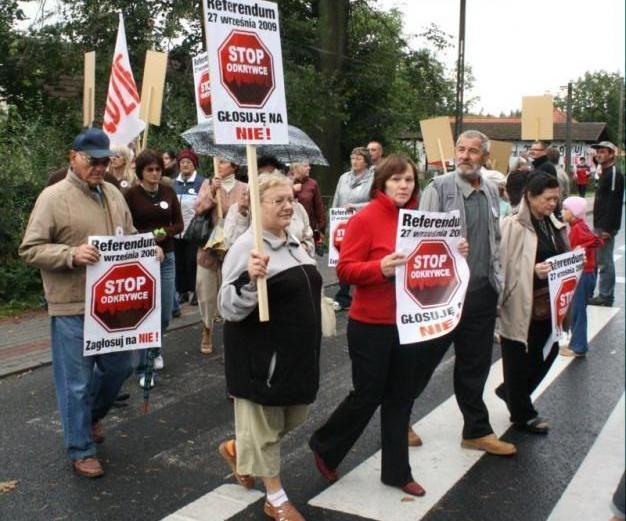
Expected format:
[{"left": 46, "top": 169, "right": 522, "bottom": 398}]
[{"left": 181, "top": 118, "right": 328, "bottom": 166}]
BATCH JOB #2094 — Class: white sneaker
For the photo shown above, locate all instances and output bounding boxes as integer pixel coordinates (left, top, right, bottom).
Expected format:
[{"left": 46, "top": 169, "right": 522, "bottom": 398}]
[
  {"left": 139, "top": 375, "right": 155, "bottom": 389},
  {"left": 154, "top": 355, "right": 164, "bottom": 370},
  {"left": 332, "top": 301, "right": 342, "bottom": 312}
]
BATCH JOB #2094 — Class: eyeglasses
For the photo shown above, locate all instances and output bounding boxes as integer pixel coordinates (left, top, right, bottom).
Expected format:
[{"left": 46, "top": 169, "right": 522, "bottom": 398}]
[
  {"left": 261, "top": 196, "right": 295, "bottom": 207},
  {"left": 144, "top": 166, "right": 162, "bottom": 173},
  {"left": 80, "top": 153, "right": 110, "bottom": 167}
]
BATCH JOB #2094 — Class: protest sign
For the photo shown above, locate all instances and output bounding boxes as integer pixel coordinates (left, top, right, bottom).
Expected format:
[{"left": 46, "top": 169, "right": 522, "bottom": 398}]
[
  {"left": 193, "top": 52, "right": 212, "bottom": 123},
  {"left": 395, "top": 210, "right": 470, "bottom": 345},
  {"left": 103, "top": 13, "right": 145, "bottom": 146},
  {"left": 488, "top": 140, "right": 513, "bottom": 174},
  {"left": 203, "top": 0, "right": 288, "bottom": 145},
  {"left": 328, "top": 208, "right": 352, "bottom": 267},
  {"left": 139, "top": 50, "right": 168, "bottom": 127},
  {"left": 522, "top": 95, "right": 553, "bottom": 141},
  {"left": 83, "top": 51, "right": 95, "bottom": 127},
  {"left": 543, "top": 249, "right": 585, "bottom": 357},
  {"left": 419, "top": 117, "right": 455, "bottom": 170},
  {"left": 84, "top": 233, "right": 161, "bottom": 356}
]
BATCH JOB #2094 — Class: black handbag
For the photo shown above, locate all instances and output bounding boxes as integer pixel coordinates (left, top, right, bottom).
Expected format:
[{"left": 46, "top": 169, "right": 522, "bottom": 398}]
[{"left": 183, "top": 214, "right": 212, "bottom": 244}]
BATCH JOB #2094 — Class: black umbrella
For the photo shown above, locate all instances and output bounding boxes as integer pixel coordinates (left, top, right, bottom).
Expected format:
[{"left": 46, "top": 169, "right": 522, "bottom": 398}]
[{"left": 181, "top": 118, "right": 328, "bottom": 166}]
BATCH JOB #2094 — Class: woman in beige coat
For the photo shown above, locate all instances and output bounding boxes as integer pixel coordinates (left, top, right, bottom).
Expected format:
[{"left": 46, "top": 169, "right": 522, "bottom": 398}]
[
  {"left": 194, "top": 158, "right": 247, "bottom": 354},
  {"left": 496, "top": 172, "right": 569, "bottom": 434}
]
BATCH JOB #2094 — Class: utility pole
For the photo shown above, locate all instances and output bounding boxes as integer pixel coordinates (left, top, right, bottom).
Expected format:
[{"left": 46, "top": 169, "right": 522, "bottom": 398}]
[
  {"left": 564, "top": 82, "right": 573, "bottom": 175},
  {"left": 454, "top": 0, "right": 466, "bottom": 140},
  {"left": 618, "top": 78, "right": 624, "bottom": 160}
]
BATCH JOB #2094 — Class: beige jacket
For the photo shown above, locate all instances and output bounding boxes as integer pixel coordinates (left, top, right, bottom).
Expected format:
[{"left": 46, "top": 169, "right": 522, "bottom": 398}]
[
  {"left": 497, "top": 198, "right": 568, "bottom": 345},
  {"left": 19, "top": 170, "right": 134, "bottom": 316}
]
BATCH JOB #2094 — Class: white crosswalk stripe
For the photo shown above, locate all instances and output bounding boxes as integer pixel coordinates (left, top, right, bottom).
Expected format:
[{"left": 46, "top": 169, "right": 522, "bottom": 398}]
[{"left": 547, "top": 394, "right": 624, "bottom": 521}]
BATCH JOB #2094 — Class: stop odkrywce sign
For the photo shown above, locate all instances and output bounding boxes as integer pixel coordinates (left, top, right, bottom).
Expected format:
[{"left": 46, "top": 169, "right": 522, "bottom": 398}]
[{"left": 92, "top": 262, "right": 156, "bottom": 332}]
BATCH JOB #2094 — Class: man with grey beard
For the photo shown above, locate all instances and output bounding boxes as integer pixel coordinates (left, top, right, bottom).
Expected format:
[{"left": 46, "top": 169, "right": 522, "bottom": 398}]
[{"left": 417, "top": 130, "right": 516, "bottom": 457}]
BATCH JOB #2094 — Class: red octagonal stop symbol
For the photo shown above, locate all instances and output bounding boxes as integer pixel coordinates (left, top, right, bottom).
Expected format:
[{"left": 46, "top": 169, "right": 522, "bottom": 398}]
[
  {"left": 218, "top": 30, "right": 275, "bottom": 108},
  {"left": 333, "top": 222, "right": 348, "bottom": 252},
  {"left": 198, "top": 71, "right": 212, "bottom": 116},
  {"left": 405, "top": 240, "right": 460, "bottom": 308},
  {"left": 91, "top": 262, "right": 156, "bottom": 332},
  {"left": 555, "top": 276, "right": 577, "bottom": 329}
]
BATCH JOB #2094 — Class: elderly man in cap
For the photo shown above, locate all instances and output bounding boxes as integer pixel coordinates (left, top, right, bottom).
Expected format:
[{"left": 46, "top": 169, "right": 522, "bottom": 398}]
[
  {"left": 589, "top": 141, "right": 624, "bottom": 307},
  {"left": 19, "top": 128, "right": 136, "bottom": 478}
]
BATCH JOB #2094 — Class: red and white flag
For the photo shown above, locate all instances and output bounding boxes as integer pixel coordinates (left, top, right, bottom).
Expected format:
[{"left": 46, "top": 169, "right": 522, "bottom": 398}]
[{"left": 103, "top": 13, "right": 145, "bottom": 146}]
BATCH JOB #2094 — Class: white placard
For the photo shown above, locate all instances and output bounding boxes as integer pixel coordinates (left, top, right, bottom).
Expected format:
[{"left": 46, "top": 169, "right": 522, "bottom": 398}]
[
  {"left": 395, "top": 210, "right": 470, "bottom": 345},
  {"left": 544, "top": 249, "right": 585, "bottom": 357},
  {"left": 84, "top": 233, "right": 161, "bottom": 356},
  {"left": 193, "top": 52, "right": 212, "bottom": 124},
  {"left": 328, "top": 208, "right": 352, "bottom": 267},
  {"left": 203, "top": 0, "right": 289, "bottom": 144}
]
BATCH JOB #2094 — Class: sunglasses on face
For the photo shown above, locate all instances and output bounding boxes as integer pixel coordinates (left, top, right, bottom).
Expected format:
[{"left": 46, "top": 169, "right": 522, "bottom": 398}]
[{"left": 80, "top": 153, "right": 110, "bottom": 167}]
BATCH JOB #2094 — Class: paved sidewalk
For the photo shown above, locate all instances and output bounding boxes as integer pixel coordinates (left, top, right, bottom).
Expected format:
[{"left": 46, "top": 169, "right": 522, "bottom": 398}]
[{"left": 0, "top": 255, "right": 339, "bottom": 378}]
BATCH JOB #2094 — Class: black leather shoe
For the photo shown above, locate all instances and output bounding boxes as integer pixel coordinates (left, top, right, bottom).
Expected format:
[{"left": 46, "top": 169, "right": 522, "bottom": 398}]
[{"left": 514, "top": 417, "right": 549, "bottom": 434}]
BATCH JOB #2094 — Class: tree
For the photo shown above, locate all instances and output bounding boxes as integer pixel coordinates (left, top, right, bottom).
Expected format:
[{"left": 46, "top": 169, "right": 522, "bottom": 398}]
[{"left": 555, "top": 71, "right": 625, "bottom": 143}]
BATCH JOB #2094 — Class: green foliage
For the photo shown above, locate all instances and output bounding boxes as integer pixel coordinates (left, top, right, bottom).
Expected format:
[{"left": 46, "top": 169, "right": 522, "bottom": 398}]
[
  {"left": 0, "top": 106, "right": 73, "bottom": 304},
  {"left": 555, "top": 71, "right": 625, "bottom": 143}
]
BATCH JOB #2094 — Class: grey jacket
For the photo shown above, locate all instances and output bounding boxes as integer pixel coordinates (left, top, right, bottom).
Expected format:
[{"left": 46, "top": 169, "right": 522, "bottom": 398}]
[
  {"left": 219, "top": 228, "right": 317, "bottom": 322},
  {"left": 331, "top": 168, "right": 374, "bottom": 210},
  {"left": 419, "top": 171, "right": 503, "bottom": 293}
]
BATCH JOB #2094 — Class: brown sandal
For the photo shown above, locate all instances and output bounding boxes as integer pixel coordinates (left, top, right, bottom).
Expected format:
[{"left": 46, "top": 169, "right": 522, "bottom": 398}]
[{"left": 218, "top": 440, "right": 255, "bottom": 489}]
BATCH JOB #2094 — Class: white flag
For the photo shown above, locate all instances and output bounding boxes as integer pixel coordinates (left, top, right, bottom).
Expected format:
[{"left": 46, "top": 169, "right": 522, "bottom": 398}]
[{"left": 103, "top": 13, "right": 145, "bottom": 146}]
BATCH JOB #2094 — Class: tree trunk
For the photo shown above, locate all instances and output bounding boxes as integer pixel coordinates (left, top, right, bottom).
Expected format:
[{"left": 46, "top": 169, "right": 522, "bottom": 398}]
[{"left": 316, "top": 0, "right": 349, "bottom": 196}]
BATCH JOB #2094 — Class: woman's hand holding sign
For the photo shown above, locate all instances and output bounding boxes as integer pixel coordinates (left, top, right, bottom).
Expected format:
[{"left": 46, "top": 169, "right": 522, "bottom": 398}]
[
  {"left": 534, "top": 261, "right": 552, "bottom": 279},
  {"left": 380, "top": 252, "right": 406, "bottom": 278},
  {"left": 248, "top": 249, "right": 269, "bottom": 282}
]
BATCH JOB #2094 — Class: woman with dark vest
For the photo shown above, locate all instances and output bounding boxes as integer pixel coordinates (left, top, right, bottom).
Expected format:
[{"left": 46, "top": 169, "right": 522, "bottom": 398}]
[
  {"left": 124, "top": 150, "right": 183, "bottom": 386},
  {"left": 172, "top": 149, "right": 206, "bottom": 305},
  {"left": 217, "top": 172, "right": 322, "bottom": 521}
]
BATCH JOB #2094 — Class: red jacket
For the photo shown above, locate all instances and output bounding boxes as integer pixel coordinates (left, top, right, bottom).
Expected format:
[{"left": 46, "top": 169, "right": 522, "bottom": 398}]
[
  {"left": 568, "top": 218, "right": 602, "bottom": 272},
  {"left": 337, "top": 191, "right": 417, "bottom": 324},
  {"left": 575, "top": 166, "right": 590, "bottom": 185},
  {"left": 294, "top": 176, "right": 325, "bottom": 231}
]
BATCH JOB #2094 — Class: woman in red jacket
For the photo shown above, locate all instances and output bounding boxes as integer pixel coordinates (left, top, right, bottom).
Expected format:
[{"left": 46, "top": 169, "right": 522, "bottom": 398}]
[{"left": 308, "top": 155, "right": 466, "bottom": 497}]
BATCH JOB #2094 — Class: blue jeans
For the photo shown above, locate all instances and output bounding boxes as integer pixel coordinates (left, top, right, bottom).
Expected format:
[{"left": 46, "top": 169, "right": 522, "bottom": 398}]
[
  {"left": 595, "top": 232, "right": 615, "bottom": 303},
  {"left": 135, "top": 251, "right": 175, "bottom": 374},
  {"left": 570, "top": 272, "right": 596, "bottom": 353},
  {"left": 50, "top": 315, "right": 133, "bottom": 460}
]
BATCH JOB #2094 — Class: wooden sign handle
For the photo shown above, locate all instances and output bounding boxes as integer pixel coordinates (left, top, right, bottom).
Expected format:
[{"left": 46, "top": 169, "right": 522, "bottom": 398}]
[
  {"left": 213, "top": 157, "right": 223, "bottom": 219},
  {"left": 140, "top": 86, "right": 154, "bottom": 152},
  {"left": 437, "top": 138, "right": 447, "bottom": 173},
  {"left": 246, "top": 144, "right": 269, "bottom": 322}
]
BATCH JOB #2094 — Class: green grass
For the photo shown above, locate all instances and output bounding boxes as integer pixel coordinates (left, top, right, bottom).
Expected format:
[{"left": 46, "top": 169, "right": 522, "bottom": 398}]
[{"left": 0, "top": 297, "right": 43, "bottom": 320}]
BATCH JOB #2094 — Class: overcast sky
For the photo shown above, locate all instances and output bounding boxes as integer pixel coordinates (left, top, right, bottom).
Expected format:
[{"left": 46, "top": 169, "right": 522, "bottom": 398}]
[{"left": 378, "top": 0, "right": 625, "bottom": 115}]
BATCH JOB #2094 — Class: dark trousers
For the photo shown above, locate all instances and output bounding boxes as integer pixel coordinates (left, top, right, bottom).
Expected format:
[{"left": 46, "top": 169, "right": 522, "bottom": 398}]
[
  {"left": 498, "top": 319, "right": 558, "bottom": 424},
  {"left": 577, "top": 184, "right": 587, "bottom": 197},
  {"left": 334, "top": 282, "right": 352, "bottom": 308},
  {"left": 173, "top": 238, "right": 198, "bottom": 294},
  {"left": 420, "top": 284, "right": 498, "bottom": 439},
  {"left": 309, "top": 320, "right": 444, "bottom": 486}
]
